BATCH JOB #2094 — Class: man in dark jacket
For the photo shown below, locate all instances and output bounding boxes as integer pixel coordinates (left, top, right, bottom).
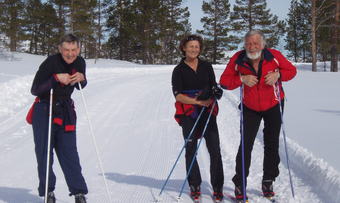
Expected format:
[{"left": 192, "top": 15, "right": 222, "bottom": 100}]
[
  {"left": 30, "top": 34, "right": 88, "bottom": 203},
  {"left": 220, "top": 30, "right": 296, "bottom": 201}
]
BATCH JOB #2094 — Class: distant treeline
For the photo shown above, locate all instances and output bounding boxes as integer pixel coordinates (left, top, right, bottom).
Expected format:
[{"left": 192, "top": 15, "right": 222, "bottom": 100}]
[{"left": 0, "top": 0, "right": 339, "bottom": 69}]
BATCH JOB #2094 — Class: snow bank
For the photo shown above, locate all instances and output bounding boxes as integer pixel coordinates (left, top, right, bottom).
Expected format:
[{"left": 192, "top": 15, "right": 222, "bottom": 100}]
[
  {"left": 0, "top": 75, "right": 33, "bottom": 122},
  {"left": 282, "top": 138, "right": 340, "bottom": 203}
]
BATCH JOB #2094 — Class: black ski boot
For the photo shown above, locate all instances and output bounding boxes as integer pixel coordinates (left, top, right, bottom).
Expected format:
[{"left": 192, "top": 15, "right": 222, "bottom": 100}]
[
  {"left": 212, "top": 191, "right": 223, "bottom": 202},
  {"left": 46, "top": 192, "right": 56, "bottom": 203},
  {"left": 234, "top": 185, "right": 248, "bottom": 203},
  {"left": 262, "top": 180, "right": 275, "bottom": 198},
  {"left": 75, "top": 193, "right": 87, "bottom": 203},
  {"left": 189, "top": 185, "right": 201, "bottom": 202}
]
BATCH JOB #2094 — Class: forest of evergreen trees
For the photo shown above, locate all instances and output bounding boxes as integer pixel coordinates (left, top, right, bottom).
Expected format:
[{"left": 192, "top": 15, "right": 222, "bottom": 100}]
[{"left": 0, "top": 0, "right": 339, "bottom": 71}]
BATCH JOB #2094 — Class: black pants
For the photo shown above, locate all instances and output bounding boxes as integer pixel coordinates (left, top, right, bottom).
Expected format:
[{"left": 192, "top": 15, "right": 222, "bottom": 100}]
[
  {"left": 181, "top": 114, "right": 224, "bottom": 191},
  {"left": 232, "top": 102, "right": 283, "bottom": 187}
]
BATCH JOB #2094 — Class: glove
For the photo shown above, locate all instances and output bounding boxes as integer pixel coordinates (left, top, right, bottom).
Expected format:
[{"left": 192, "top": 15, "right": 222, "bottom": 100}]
[{"left": 212, "top": 86, "right": 223, "bottom": 100}]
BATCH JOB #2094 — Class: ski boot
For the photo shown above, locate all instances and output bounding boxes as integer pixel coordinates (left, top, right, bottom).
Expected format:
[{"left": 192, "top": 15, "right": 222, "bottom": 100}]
[
  {"left": 190, "top": 185, "right": 201, "bottom": 202},
  {"left": 262, "top": 180, "right": 275, "bottom": 200},
  {"left": 75, "top": 193, "right": 87, "bottom": 203},
  {"left": 46, "top": 191, "right": 56, "bottom": 203},
  {"left": 212, "top": 190, "right": 223, "bottom": 202},
  {"left": 234, "top": 185, "right": 248, "bottom": 203}
]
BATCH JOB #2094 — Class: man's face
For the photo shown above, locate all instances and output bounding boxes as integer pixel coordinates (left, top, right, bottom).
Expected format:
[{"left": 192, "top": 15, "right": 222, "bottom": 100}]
[
  {"left": 244, "top": 34, "right": 264, "bottom": 60},
  {"left": 59, "top": 42, "right": 80, "bottom": 64}
]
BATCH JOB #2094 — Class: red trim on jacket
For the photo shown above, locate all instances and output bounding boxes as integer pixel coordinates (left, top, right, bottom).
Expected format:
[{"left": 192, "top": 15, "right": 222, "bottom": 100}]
[
  {"left": 65, "top": 125, "right": 76, "bottom": 132},
  {"left": 174, "top": 101, "right": 218, "bottom": 125},
  {"left": 26, "top": 97, "right": 40, "bottom": 124},
  {"left": 53, "top": 74, "right": 59, "bottom": 82},
  {"left": 53, "top": 117, "right": 63, "bottom": 125},
  {"left": 220, "top": 48, "right": 297, "bottom": 111}
]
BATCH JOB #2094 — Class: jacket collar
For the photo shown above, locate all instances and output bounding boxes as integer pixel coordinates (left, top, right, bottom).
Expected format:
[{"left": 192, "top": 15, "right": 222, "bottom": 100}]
[
  {"left": 236, "top": 48, "right": 274, "bottom": 66},
  {"left": 180, "top": 57, "right": 203, "bottom": 69}
]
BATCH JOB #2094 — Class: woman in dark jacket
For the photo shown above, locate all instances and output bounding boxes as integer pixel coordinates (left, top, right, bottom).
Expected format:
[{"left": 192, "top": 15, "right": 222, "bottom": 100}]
[{"left": 171, "top": 34, "right": 224, "bottom": 202}]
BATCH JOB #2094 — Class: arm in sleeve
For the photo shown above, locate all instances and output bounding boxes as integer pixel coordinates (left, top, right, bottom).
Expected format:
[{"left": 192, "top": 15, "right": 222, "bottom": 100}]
[
  {"left": 207, "top": 63, "right": 218, "bottom": 88},
  {"left": 219, "top": 53, "right": 242, "bottom": 90},
  {"left": 30, "top": 59, "right": 58, "bottom": 96},
  {"left": 75, "top": 57, "right": 87, "bottom": 89},
  {"left": 273, "top": 50, "right": 297, "bottom": 82},
  {"left": 171, "top": 67, "right": 183, "bottom": 97}
]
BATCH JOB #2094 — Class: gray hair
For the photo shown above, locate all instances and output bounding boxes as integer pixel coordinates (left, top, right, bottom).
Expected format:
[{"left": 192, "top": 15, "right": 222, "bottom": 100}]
[
  {"left": 244, "top": 30, "right": 266, "bottom": 47},
  {"left": 59, "top": 33, "right": 80, "bottom": 47}
]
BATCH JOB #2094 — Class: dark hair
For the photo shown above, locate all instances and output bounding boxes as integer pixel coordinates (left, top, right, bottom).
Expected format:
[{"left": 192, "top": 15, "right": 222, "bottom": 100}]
[
  {"left": 59, "top": 33, "right": 80, "bottom": 47},
  {"left": 179, "top": 34, "right": 203, "bottom": 56}
]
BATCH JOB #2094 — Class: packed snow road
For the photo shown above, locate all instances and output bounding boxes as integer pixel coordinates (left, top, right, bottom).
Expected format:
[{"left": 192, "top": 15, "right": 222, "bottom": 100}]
[{"left": 0, "top": 66, "right": 326, "bottom": 202}]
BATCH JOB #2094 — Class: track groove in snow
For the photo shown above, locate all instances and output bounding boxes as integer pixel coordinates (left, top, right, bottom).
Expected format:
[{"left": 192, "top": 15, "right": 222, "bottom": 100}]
[{"left": 0, "top": 64, "right": 337, "bottom": 202}]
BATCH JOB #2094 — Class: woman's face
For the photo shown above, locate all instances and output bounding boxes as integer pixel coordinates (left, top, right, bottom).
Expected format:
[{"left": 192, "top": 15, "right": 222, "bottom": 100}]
[{"left": 183, "top": 40, "right": 200, "bottom": 60}]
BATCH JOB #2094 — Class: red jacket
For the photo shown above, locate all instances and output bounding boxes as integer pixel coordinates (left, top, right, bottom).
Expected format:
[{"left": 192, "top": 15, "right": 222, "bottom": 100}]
[{"left": 220, "top": 48, "right": 297, "bottom": 111}]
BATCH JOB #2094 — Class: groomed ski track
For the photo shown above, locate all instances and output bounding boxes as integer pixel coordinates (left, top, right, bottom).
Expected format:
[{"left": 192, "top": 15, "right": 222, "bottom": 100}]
[{"left": 0, "top": 66, "right": 334, "bottom": 202}]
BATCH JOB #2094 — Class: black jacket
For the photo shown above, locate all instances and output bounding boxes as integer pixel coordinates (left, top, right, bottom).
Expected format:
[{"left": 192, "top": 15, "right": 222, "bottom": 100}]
[
  {"left": 172, "top": 58, "right": 217, "bottom": 97},
  {"left": 31, "top": 53, "right": 87, "bottom": 100},
  {"left": 30, "top": 53, "right": 87, "bottom": 131}
]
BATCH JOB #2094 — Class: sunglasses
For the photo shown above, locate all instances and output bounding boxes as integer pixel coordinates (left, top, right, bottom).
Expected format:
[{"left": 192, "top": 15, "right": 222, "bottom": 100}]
[{"left": 187, "top": 35, "right": 201, "bottom": 41}]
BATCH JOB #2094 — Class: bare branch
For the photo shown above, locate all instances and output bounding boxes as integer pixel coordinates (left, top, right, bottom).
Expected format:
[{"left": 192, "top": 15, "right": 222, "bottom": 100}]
[
  {"left": 316, "top": 14, "right": 336, "bottom": 30},
  {"left": 316, "top": 1, "right": 335, "bottom": 15}
]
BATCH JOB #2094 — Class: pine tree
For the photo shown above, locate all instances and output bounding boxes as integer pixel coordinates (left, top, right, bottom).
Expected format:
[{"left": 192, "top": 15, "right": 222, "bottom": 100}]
[
  {"left": 298, "top": 0, "right": 312, "bottom": 62},
  {"left": 49, "top": 0, "right": 69, "bottom": 35},
  {"left": 285, "top": 0, "right": 300, "bottom": 62},
  {"left": 39, "top": 3, "right": 60, "bottom": 55},
  {"left": 197, "top": 0, "right": 236, "bottom": 64},
  {"left": 285, "top": 0, "right": 311, "bottom": 62},
  {"left": 316, "top": 0, "right": 339, "bottom": 72},
  {"left": 133, "top": 0, "right": 162, "bottom": 64},
  {"left": 105, "top": 0, "right": 138, "bottom": 61},
  {"left": 230, "top": 0, "right": 285, "bottom": 48},
  {"left": 311, "top": 0, "right": 339, "bottom": 72},
  {"left": 0, "top": 0, "right": 25, "bottom": 51},
  {"left": 23, "top": 0, "right": 43, "bottom": 54},
  {"left": 94, "top": 0, "right": 105, "bottom": 60},
  {"left": 105, "top": 0, "right": 191, "bottom": 64},
  {"left": 158, "top": 0, "right": 191, "bottom": 64},
  {"left": 23, "top": 0, "right": 59, "bottom": 55},
  {"left": 70, "top": 0, "right": 97, "bottom": 58}
]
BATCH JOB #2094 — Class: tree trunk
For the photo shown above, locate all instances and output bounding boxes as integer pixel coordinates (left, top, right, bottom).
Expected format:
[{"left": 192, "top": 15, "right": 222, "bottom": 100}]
[
  {"left": 95, "top": 0, "right": 101, "bottom": 64},
  {"left": 330, "top": 0, "right": 339, "bottom": 72},
  {"left": 311, "top": 0, "right": 317, "bottom": 72},
  {"left": 248, "top": 0, "right": 253, "bottom": 31},
  {"left": 9, "top": 36, "right": 17, "bottom": 52}
]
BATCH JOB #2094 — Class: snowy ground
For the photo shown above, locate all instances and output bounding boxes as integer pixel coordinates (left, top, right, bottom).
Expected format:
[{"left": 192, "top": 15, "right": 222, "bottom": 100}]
[{"left": 0, "top": 53, "right": 339, "bottom": 203}]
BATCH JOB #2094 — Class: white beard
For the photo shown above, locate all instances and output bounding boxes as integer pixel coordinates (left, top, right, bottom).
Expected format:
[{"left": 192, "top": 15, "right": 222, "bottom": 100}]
[{"left": 246, "top": 51, "right": 262, "bottom": 60}]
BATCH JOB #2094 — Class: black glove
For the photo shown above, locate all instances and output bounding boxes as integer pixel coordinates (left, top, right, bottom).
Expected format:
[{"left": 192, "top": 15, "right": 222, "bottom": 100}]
[
  {"left": 196, "top": 88, "right": 212, "bottom": 101},
  {"left": 212, "top": 86, "right": 223, "bottom": 100}
]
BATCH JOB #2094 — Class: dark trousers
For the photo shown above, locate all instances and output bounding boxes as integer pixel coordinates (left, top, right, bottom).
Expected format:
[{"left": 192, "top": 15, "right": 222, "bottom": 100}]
[
  {"left": 32, "top": 101, "right": 88, "bottom": 196},
  {"left": 181, "top": 114, "right": 224, "bottom": 191},
  {"left": 232, "top": 103, "right": 283, "bottom": 187}
]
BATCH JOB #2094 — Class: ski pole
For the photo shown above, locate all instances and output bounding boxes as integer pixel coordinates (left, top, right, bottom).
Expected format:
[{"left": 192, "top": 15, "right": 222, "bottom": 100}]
[
  {"left": 158, "top": 107, "right": 206, "bottom": 198},
  {"left": 275, "top": 82, "right": 295, "bottom": 198},
  {"left": 240, "top": 84, "right": 247, "bottom": 203},
  {"left": 77, "top": 82, "right": 112, "bottom": 202},
  {"left": 44, "top": 88, "right": 53, "bottom": 203},
  {"left": 177, "top": 100, "right": 217, "bottom": 199}
]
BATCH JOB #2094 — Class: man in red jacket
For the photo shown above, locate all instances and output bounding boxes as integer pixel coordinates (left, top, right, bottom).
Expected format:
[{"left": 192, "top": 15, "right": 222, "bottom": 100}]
[{"left": 220, "top": 30, "right": 296, "bottom": 201}]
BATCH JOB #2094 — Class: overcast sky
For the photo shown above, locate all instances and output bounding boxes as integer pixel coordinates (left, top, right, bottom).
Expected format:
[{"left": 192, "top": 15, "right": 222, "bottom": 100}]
[{"left": 183, "top": 0, "right": 291, "bottom": 32}]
